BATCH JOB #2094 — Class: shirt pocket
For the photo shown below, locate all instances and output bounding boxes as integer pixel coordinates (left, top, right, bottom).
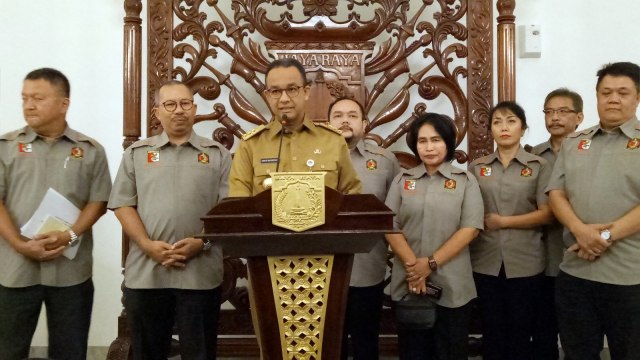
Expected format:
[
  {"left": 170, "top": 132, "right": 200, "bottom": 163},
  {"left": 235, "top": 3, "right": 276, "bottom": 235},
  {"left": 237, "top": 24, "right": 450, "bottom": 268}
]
[{"left": 310, "top": 161, "right": 338, "bottom": 188}]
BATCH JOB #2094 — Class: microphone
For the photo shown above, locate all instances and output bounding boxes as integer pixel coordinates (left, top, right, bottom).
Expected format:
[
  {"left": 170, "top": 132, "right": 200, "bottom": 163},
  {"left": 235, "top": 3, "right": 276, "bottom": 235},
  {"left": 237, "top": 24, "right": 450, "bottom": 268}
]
[{"left": 275, "top": 114, "right": 287, "bottom": 172}]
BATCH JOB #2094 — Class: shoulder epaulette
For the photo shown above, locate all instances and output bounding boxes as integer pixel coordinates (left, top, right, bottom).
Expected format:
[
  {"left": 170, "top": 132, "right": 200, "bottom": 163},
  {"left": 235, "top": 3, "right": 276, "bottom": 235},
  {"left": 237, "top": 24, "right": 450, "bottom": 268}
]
[
  {"left": 129, "top": 137, "right": 156, "bottom": 149},
  {"left": 0, "top": 128, "right": 26, "bottom": 141},
  {"left": 316, "top": 122, "right": 342, "bottom": 135},
  {"left": 242, "top": 125, "right": 267, "bottom": 141},
  {"left": 567, "top": 126, "right": 596, "bottom": 138}
]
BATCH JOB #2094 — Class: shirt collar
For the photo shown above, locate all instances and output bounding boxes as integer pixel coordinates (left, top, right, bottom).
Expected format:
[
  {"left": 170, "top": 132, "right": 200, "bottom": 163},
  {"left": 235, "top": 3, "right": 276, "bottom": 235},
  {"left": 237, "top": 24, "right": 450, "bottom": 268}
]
[
  {"left": 23, "top": 125, "right": 79, "bottom": 144},
  {"left": 267, "top": 116, "right": 314, "bottom": 139}
]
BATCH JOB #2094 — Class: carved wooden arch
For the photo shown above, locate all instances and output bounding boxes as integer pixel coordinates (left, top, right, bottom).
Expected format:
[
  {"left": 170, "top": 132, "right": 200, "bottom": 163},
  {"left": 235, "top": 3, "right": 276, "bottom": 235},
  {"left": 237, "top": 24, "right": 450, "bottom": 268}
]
[{"left": 111, "top": 0, "right": 517, "bottom": 358}]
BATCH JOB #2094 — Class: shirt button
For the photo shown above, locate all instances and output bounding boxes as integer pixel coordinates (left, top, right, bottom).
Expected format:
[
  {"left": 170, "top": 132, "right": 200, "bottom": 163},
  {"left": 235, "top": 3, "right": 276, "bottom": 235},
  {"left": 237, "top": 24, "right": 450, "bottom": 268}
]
[{"left": 321, "top": 165, "right": 325, "bottom": 169}]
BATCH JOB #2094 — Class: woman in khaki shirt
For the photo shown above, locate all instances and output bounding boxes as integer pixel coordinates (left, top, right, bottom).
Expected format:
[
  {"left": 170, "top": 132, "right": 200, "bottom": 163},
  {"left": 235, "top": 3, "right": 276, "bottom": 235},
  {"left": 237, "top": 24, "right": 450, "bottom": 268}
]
[
  {"left": 468, "top": 101, "right": 553, "bottom": 360},
  {"left": 385, "top": 113, "right": 484, "bottom": 360}
]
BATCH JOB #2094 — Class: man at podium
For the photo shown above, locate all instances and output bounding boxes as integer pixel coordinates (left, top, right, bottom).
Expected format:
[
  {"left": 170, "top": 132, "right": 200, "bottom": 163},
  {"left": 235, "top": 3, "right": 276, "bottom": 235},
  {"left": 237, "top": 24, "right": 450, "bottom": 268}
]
[{"left": 229, "top": 58, "right": 361, "bottom": 196}]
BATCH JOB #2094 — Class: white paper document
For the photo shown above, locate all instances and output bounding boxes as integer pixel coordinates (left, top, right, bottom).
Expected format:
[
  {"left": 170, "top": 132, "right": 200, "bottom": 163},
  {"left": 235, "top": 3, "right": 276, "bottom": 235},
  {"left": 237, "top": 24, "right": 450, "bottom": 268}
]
[{"left": 20, "top": 188, "right": 81, "bottom": 259}]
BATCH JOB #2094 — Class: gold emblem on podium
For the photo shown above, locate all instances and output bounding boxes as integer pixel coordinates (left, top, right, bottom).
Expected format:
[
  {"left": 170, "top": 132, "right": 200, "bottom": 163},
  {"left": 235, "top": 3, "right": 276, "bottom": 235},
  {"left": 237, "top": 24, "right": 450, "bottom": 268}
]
[{"left": 271, "top": 172, "right": 325, "bottom": 232}]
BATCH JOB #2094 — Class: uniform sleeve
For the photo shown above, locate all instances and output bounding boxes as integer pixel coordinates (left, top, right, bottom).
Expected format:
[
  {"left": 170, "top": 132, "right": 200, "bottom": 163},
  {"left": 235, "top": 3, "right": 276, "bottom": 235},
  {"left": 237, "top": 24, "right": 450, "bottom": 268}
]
[
  {"left": 228, "top": 140, "right": 255, "bottom": 197},
  {"left": 460, "top": 173, "right": 484, "bottom": 230},
  {"left": 545, "top": 142, "right": 566, "bottom": 194},
  {"left": 88, "top": 144, "right": 112, "bottom": 202},
  {"left": 536, "top": 159, "right": 552, "bottom": 206},
  {"left": 107, "top": 148, "right": 138, "bottom": 209},
  {"left": 384, "top": 174, "right": 402, "bottom": 231},
  {"left": 386, "top": 153, "right": 402, "bottom": 193},
  {"left": 0, "top": 142, "right": 7, "bottom": 200},
  {"left": 336, "top": 140, "right": 362, "bottom": 194},
  {"left": 216, "top": 148, "right": 232, "bottom": 202}
]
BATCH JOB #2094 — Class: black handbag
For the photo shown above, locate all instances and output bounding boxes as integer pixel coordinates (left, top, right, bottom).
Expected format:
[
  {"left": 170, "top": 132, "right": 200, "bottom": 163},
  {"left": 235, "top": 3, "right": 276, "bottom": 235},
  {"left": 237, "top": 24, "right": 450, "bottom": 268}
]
[{"left": 394, "top": 293, "right": 437, "bottom": 330}]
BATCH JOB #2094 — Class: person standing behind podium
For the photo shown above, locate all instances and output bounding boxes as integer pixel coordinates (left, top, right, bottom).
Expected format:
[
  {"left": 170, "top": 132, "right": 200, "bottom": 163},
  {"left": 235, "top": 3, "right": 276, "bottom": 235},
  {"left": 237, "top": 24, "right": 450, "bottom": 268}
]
[
  {"left": 530, "top": 88, "right": 583, "bottom": 360},
  {"left": 469, "top": 101, "right": 553, "bottom": 360},
  {"left": 328, "top": 97, "right": 400, "bottom": 360},
  {"left": 0, "top": 68, "right": 112, "bottom": 360},
  {"left": 384, "top": 113, "right": 484, "bottom": 360},
  {"left": 108, "top": 81, "right": 231, "bottom": 360},
  {"left": 228, "top": 58, "right": 361, "bottom": 196}
]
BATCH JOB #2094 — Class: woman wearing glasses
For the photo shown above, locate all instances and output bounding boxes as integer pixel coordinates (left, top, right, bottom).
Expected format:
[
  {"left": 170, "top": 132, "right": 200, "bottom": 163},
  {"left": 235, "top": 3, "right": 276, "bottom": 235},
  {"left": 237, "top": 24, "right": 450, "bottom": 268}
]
[
  {"left": 385, "top": 113, "right": 484, "bottom": 359},
  {"left": 468, "top": 101, "right": 553, "bottom": 360}
]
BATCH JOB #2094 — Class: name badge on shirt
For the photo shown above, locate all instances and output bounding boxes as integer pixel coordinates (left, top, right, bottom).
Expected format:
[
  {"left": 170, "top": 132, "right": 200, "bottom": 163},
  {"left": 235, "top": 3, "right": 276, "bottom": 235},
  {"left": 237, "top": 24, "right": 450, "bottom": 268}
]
[
  {"left": 18, "top": 143, "right": 32, "bottom": 153},
  {"left": 198, "top": 152, "right": 209, "bottom": 164},
  {"left": 520, "top": 166, "right": 532, "bottom": 177},
  {"left": 577, "top": 139, "right": 591, "bottom": 150},
  {"left": 404, "top": 179, "right": 416, "bottom": 190},
  {"left": 444, "top": 179, "right": 456, "bottom": 190},
  {"left": 260, "top": 158, "right": 279, "bottom": 164},
  {"left": 627, "top": 138, "right": 640, "bottom": 150},
  {"left": 366, "top": 159, "right": 377, "bottom": 170},
  {"left": 480, "top": 166, "right": 492, "bottom": 177},
  {"left": 147, "top": 150, "right": 160, "bottom": 163},
  {"left": 70, "top": 147, "right": 84, "bottom": 159}
]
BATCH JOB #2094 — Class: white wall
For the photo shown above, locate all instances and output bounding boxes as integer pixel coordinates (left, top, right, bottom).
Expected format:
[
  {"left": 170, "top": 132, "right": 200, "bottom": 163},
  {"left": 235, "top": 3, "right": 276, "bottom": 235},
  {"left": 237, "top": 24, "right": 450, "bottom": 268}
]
[{"left": 0, "top": 0, "right": 638, "bottom": 348}]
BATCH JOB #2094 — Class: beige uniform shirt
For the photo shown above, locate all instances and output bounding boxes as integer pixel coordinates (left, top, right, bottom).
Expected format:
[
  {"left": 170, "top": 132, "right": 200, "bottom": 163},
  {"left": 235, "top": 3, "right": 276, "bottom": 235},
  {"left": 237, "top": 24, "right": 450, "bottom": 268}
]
[
  {"left": 108, "top": 131, "right": 231, "bottom": 289},
  {"left": 349, "top": 140, "right": 400, "bottom": 287},
  {"left": 385, "top": 162, "right": 484, "bottom": 308},
  {"left": 532, "top": 140, "right": 565, "bottom": 277},
  {"left": 546, "top": 118, "right": 640, "bottom": 285},
  {"left": 229, "top": 117, "right": 362, "bottom": 197},
  {"left": 469, "top": 147, "right": 551, "bottom": 278},
  {"left": 0, "top": 126, "right": 111, "bottom": 287}
]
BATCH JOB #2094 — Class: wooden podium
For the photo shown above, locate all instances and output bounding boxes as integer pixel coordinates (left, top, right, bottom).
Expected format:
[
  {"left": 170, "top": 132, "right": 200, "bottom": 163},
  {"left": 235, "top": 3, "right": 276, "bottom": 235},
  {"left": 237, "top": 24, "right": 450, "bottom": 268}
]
[{"left": 202, "top": 187, "right": 394, "bottom": 360}]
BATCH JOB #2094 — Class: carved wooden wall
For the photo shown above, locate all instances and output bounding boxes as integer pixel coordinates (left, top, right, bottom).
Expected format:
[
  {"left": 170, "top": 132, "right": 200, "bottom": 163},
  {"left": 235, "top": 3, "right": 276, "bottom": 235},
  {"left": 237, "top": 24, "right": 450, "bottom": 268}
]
[{"left": 112, "top": 0, "right": 517, "bottom": 358}]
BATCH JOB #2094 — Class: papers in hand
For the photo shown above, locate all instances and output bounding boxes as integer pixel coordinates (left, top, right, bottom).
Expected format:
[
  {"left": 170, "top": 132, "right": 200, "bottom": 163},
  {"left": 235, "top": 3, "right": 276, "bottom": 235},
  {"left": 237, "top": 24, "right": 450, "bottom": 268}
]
[{"left": 20, "top": 188, "right": 81, "bottom": 260}]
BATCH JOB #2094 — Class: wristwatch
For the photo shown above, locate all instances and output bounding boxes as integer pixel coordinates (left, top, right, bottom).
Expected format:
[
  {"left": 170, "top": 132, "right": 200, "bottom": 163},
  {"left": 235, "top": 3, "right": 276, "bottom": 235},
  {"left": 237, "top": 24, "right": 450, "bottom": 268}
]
[
  {"left": 202, "top": 239, "right": 212, "bottom": 252},
  {"left": 67, "top": 229, "right": 80, "bottom": 247},
  {"left": 427, "top": 255, "right": 438, "bottom": 271},
  {"left": 600, "top": 229, "right": 612, "bottom": 244}
]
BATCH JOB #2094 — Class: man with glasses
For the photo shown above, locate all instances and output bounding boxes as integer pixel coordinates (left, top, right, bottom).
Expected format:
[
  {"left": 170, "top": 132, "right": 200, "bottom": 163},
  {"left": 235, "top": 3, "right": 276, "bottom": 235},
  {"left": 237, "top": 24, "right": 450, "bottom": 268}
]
[
  {"left": 109, "top": 81, "right": 231, "bottom": 359},
  {"left": 531, "top": 88, "right": 584, "bottom": 359},
  {"left": 547, "top": 62, "right": 640, "bottom": 359},
  {"left": 0, "top": 68, "right": 111, "bottom": 360},
  {"left": 229, "top": 58, "right": 361, "bottom": 196}
]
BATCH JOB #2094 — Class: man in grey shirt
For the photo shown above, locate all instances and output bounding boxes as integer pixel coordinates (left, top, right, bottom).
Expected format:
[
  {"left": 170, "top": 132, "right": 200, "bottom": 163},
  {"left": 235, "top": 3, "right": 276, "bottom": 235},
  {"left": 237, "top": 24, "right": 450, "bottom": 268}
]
[
  {"left": 547, "top": 62, "right": 640, "bottom": 359},
  {"left": 0, "top": 68, "right": 112, "bottom": 360},
  {"left": 329, "top": 97, "right": 400, "bottom": 359},
  {"left": 109, "top": 81, "right": 231, "bottom": 359}
]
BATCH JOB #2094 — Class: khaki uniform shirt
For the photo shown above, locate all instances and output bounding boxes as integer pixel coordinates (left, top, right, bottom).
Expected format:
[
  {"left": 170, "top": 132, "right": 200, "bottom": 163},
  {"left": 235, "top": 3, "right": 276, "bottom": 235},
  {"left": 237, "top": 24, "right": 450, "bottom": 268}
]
[
  {"left": 228, "top": 117, "right": 361, "bottom": 197},
  {"left": 0, "top": 126, "right": 111, "bottom": 287},
  {"left": 532, "top": 140, "right": 565, "bottom": 277},
  {"left": 469, "top": 147, "right": 551, "bottom": 278},
  {"left": 385, "top": 162, "right": 484, "bottom": 308},
  {"left": 108, "top": 131, "right": 231, "bottom": 289},
  {"left": 546, "top": 118, "right": 640, "bottom": 285},
  {"left": 349, "top": 140, "right": 400, "bottom": 287}
]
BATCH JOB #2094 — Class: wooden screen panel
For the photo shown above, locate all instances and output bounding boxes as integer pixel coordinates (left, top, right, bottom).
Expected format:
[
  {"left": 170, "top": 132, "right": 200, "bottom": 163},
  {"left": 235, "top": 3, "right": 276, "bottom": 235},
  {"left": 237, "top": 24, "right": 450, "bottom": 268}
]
[{"left": 113, "top": 0, "right": 519, "bottom": 358}]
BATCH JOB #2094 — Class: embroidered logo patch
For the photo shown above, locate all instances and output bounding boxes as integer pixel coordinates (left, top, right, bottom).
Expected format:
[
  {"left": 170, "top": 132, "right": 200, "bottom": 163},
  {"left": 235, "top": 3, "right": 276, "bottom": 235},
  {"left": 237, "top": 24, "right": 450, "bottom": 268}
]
[
  {"left": 18, "top": 143, "right": 32, "bottom": 153},
  {"left": 404, "top": 180, "right": 416, "bottom": 190},
  {"left": 480, "top": 166, "right": 492, "bottom": 177},
  {"left": 578, "top": 139, "right": 591, "bottom": 150},
  {"left": 627, "top": 138, "right": 640, "bottom": 150},
  {"left": 198, "top": 152, "right": 209, "bottom": 164},
  {"left": 147, "top": 150, "right": 160, "bottom": 163},
  {"left": 520, "top": 167, "right": 532, "bottom": 177},
  {"left": 366, "top": 159, "right": 377, "bottom": 170},
  {"left": 444, "top": 179, "right": 456, "bottom": 190},
  {"left": 70, "top": 147, "right": 84, "bottom": 159}
]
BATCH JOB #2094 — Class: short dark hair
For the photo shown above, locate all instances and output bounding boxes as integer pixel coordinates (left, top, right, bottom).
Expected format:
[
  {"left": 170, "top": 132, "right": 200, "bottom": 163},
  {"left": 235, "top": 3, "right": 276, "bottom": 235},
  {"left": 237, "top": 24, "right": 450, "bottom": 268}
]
[
  {"left": 154, "top": 80, "right": 191, "bottom": 105},
  {"left": 407, "top": 113, "right": 457, "bottom": 162},
  {"left": 544, "top": 88, "right": 583, "bottom": 112},
  {"left": 327, "top": 97, "right": 366, "bottom": 121},
  {"left": 488, "top": 101, "right": 528, "bottom": 131},
  {"left": 596, "top": 62, "right": 640, "bottom": 92},
  {"left": 265, "top": 58, "right": 308, "bottom": 86},
  {"left": 24, "top": 68, "right": 70, "bottom": 97}
]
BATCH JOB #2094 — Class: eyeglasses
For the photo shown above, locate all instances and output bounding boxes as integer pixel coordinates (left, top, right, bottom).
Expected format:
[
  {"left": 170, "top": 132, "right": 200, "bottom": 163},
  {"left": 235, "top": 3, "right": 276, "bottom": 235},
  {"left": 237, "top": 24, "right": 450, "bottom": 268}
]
[
  {"left": 542, "top": 108, "right": 578, "bottom": 116},
  {"left": 161, "top": 99, "right": 194, "bottom": 112},
  {"left": 265, "top": 85, "right": 304, "bottom": 99}
]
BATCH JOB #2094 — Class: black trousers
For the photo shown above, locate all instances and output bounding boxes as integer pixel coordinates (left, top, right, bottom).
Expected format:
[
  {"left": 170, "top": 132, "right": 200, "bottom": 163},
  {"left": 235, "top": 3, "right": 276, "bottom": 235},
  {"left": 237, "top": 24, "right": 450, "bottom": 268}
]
[
  {"left": 124, "top": 286, "right": 222, "bottom": 360},
  {"left": 473, "top": 267, "right": 543, "bottom": 360},
  {"left": 0, "top": 279, "right": 94, "bottom": 360},
  {"left": 341, "top": 281, "right": 385, "bottom": 360},
  {"left": 556, "top": 271, "right": 640, "bottom": 360},
  {"left": 531, "top": 275, "right": 559, "bottom": 360},
  {"left": 396, "top": 301, "right": 472, "bottom": 360}
]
